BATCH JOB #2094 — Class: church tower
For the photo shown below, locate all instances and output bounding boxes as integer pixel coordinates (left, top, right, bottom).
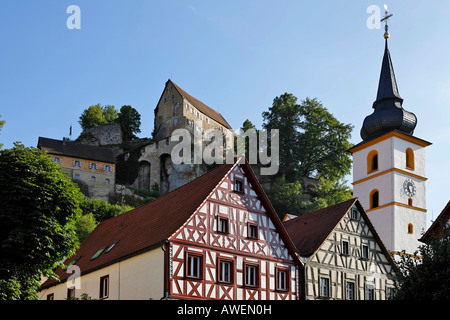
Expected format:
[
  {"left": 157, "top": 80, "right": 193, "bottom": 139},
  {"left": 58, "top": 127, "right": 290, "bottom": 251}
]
[{"left": 349, "top": 10, "right": 431, "bottom": 257}]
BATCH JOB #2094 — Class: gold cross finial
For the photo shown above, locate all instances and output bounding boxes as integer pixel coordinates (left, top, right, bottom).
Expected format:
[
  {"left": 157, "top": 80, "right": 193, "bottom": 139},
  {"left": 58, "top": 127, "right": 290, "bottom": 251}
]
[{"left": 380, "top": 5, "right": 393, "bottom": 39}]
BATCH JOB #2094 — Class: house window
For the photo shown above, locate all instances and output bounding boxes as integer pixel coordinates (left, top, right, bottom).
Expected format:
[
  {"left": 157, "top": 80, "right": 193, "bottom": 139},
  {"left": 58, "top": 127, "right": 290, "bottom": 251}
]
[
  {"left": 234, "top": 180, "right": 243, "bottom": 193},
  {"left": 74, "top": 174, "right": 79, "bottom": 180},
  {"left": 89, "top": 162, "right": 98, "bottom": 170},
  {"left": 186, "top": 254, "right": 202, "bottom": 279},
  {"left": 105, "top": 241, "right": 119, "bottom": 253},
  {"left": 370, "top": 189, "right": 379, "bottom": 208},
  {"left": 346, "top": 282, "right": 355, "bottom": 300},
  {"left": 173, "top": 118, "right": 178, "bottom": 125},
  {"left": 91, "top": 246, "right": 107, "bottom": 260},
  {"left": 248, "top": 223, "right": 258, "bottom": 239},
  {"left": 366, "top": 285, "right": 375, "bottom": 300},
  {"left": 53, "top": 157, "right": 61, "bottom": 164},
  {"left": 73, "top": 160, "right": 81, "bottom": 167},
  {"left": 362, "top": 244, "right": 369, "bottom": 259},
  {"left": 218, "top": 216, "right": 229, "bottom": 233},
  {"left": 387, "top": 287, "right": 395, "bottom": 300},
  {"left": 67, "top": 287, "right": 75, "bottom": 300},
  {"left": 47, "top": 293, "right": 54, "bottom": 300},
  {"left": 367, "top": 150, "right": 379, "bottom": 173},
  {"left": 276, "top": 268, "right": 289, "bottom": 291},
  {"left": 320, "top": 278, "right": 330, "bottom": 298},
  {"left": 342, "top": 240, "right": 349, "bottom": 255},
  {"left": 218, "top": 259, "right": 233, "bottom": 284},
  {"left": 105, "top": 179, "right": 110, "bottom": 185},
  {"left": 91, "top": 176, "right": 96, "bottom": 183},
  {"left": 351, "top": 208, "right": 358, "bottom": 220},
  {"left": 103, "top": 165, "right": 112, "bottom": 172},
  {"left": 244, "top": 264, "right": 259, "bottom": 287},
  {"left": 408, "top": 223, "right": 414, "bottom": 234},
  {"left": 406, "top": 148, "right": 414, "bottom": 170},
  {"left": 100, "top": 275, "right": 109, "bottom": 299}
]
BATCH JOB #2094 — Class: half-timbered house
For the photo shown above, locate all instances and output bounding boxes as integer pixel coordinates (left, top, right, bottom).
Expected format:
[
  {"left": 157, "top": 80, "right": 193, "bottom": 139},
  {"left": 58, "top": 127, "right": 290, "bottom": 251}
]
[
  {"left": 39, "top": 159, "right": 301, "bottom": 300},
  {"left": 283, "top": 198, "right": 398, "bottom": 300}
]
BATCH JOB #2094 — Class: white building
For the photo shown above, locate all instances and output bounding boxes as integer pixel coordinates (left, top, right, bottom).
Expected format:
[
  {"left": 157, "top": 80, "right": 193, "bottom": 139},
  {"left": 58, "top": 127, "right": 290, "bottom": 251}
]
[{"left": 349, "top": 33, "right": 431, "bottom": 258}]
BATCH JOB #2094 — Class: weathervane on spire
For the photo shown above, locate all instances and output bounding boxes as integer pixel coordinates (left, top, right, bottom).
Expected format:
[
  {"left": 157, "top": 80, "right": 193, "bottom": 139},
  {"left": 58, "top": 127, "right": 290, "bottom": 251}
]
[{"left": 380, "top": 4, "right": 393, "bottom": 39}]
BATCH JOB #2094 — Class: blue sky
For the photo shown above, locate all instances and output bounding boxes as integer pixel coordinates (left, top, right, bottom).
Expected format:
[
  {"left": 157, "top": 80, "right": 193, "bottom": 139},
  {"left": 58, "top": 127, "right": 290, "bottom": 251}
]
[{"left": 1, "top": 1, "right": 449, "bottom": 227}]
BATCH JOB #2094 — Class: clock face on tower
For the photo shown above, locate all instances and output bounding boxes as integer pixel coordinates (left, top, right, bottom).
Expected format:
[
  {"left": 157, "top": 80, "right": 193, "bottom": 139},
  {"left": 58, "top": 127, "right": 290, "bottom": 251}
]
[{"left": 403, "top": 179, "right": 416, "bottom": 197}]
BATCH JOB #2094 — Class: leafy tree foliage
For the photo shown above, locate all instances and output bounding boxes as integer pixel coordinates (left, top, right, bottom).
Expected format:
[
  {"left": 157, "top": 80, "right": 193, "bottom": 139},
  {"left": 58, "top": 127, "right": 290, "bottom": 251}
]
[
  {"left": 117, "top": 105, "right": 141, "bottom": 142},
  {"left": 260, "top": 93, "right": 354, "bottom": 218},
  {"left": 78, "top": 104, "right": 119, "bottom": 131},
  {"left": 262, "top": 94, "right": 353, "bottom": 182},
  {"left": 0, "top": 143, "right": 82, "bottom": 299},
  {"left": 394, "top": 224, "right": 450, "bottom": 300}
]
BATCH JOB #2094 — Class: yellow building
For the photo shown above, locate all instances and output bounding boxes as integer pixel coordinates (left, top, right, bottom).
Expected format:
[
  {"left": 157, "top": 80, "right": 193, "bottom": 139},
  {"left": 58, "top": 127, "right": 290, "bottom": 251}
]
[{"left": 38, "top": 137, "right": 116, "bottom": 201}]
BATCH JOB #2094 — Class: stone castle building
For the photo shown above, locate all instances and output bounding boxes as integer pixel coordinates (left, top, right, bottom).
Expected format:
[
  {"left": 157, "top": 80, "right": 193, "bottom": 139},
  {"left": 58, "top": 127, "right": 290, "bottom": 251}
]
[{"left": 136, "top": 79, "right": 233, "bottom": 194}]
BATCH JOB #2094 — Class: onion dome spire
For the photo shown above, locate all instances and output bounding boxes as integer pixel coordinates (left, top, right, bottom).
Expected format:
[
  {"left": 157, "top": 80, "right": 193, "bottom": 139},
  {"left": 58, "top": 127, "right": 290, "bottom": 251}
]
[{"left": 360, "top": 8, "right": 417, "bottom": 141}]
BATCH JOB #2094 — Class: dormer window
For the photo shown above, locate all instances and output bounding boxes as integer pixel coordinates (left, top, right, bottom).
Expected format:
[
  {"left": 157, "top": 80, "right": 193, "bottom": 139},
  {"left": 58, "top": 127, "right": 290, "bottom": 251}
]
[{"left": 234, "top": 180, "right": 243, "bottom": 193}]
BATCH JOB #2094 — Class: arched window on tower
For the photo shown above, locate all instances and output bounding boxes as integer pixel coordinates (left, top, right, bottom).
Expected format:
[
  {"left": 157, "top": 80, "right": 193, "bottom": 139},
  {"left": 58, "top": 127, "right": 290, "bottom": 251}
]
[
  {"left": 406, "top": 148, "right": 414, "bottom": 170},
  {"left": 408, "top": 223, "right": 413, "bottom": 234},
  {"left": 367, "top": 150, "right": 379, "bottom": 174},
  {"left": 408, "top": 198, "right": 413, "bottom": 206},
  {"left": 370, "top": 189, "right": 379, "bottom": 209}
]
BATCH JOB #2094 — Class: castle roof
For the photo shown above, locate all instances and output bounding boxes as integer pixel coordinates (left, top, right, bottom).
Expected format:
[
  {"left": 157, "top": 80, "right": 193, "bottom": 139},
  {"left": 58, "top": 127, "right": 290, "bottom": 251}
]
[
  {"left": 37, "top": 137, "right": 115, "bottom": 164},
  {"left": 168, "top": 80, "right": 232, "bottom": 129}
]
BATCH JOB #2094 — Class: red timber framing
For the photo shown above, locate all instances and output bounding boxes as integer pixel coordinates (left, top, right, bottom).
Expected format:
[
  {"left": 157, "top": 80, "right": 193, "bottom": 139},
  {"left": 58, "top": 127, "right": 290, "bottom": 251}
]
[{"left": 168, "top": 163, "right": 300, "bottom": 300}]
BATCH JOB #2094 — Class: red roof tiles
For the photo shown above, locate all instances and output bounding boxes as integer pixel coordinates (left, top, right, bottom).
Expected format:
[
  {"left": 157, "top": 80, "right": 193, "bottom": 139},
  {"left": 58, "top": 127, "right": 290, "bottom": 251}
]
[
  {"left": 41, "top": 163, "right": 234, "bottom": 288},
  {"left": 283, "top": 198, "right": 357, "bottom": 256}
]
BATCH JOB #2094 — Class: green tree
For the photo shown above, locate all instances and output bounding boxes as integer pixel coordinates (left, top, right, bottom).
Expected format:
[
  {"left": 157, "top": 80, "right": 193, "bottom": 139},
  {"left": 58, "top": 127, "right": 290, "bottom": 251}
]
[
  {"left": 297, "top": 97, "right": 353, "bottom": 181},
  {"left": 79, "top": 104, "right": 106, "bottom": 130},
  {"left": 262, "top": 93, "right": 301, "bottom": 180},
  {"left": 0, "top": 143, "right": 83, "bottom": 299},
  {"left": 394, "top": 224, "right": 450, "bottom": 300},
  {"left": 74, "top": 213, "right": 98, "bottom": 243},
  {"left": 102, "top": 104, "right": 119, "bottom": 124},
  {"left": 78, "top": 104, "right": 120, "bottom": 131},
  {"left": 79, "top": 196, "right": 131, "bottom": 223},
  {"left": 117, "top": 105, "right": 141, "bottom": 142},
  {"left": 262, "top": 94, "right": 353, "bottom": 182}
]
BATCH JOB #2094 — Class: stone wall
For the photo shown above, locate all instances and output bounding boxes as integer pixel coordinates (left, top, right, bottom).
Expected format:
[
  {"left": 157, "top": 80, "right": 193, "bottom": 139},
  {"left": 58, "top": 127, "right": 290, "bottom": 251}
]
[{"left": 77, "top": 124, "right": 123, "bottom": 147}]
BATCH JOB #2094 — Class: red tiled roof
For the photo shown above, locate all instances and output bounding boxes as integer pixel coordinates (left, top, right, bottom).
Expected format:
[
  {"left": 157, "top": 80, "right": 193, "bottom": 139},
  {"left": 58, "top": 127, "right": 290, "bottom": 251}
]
[
  {"left": 41, "top": 158, "right": 302, "bottom": 289},
  {"left": 283, "top": 199, "right": 358, "bottom": 256},
  {"left": 41, "top": 163, "right": 234, "bottom": 288},
  {"left": 170, "top": 80, "right": 232, "bottom": 129},
  {"left": 420, "top": 200, "right": 450, "bottom": 243}
]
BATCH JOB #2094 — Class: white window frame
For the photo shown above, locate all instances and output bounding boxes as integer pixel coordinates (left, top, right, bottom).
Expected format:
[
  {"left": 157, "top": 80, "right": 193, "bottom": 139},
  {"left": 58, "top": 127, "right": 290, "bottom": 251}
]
[
  {"left": 320, "top": 277, "right": 330, "bottom": 298},
  {"left": 186, "top": 254, "right": 202, "bottom": 279},
  {"left": 346, "top": 282, "right": 355, "bottom": 300},
  {"left": 100, "top": 275, "right": 109, "bottom": 299},
  {"left": 218, "top": 260, "right": 232, "bottom": 283},
  {"left": 245, "top": 264, "right": 258, "bottom": 287}
]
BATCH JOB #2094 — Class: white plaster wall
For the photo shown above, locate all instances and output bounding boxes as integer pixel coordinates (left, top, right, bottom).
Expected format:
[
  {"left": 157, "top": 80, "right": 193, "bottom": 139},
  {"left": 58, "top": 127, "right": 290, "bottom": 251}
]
[
  {"left": 39, "top": 248, "right": 165, "bottom": 300},
  {"left": 394, "top": 206, "right": 427, "bottom": 255},
  {"left": 392, "top": 137, "right": 427, "bottom": 177},
  {"left": 353, "top": 173, "right": 393, "bottom": 210},
  {"left": 352, "top": 138, "right": 393, "bottom": 182}
]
